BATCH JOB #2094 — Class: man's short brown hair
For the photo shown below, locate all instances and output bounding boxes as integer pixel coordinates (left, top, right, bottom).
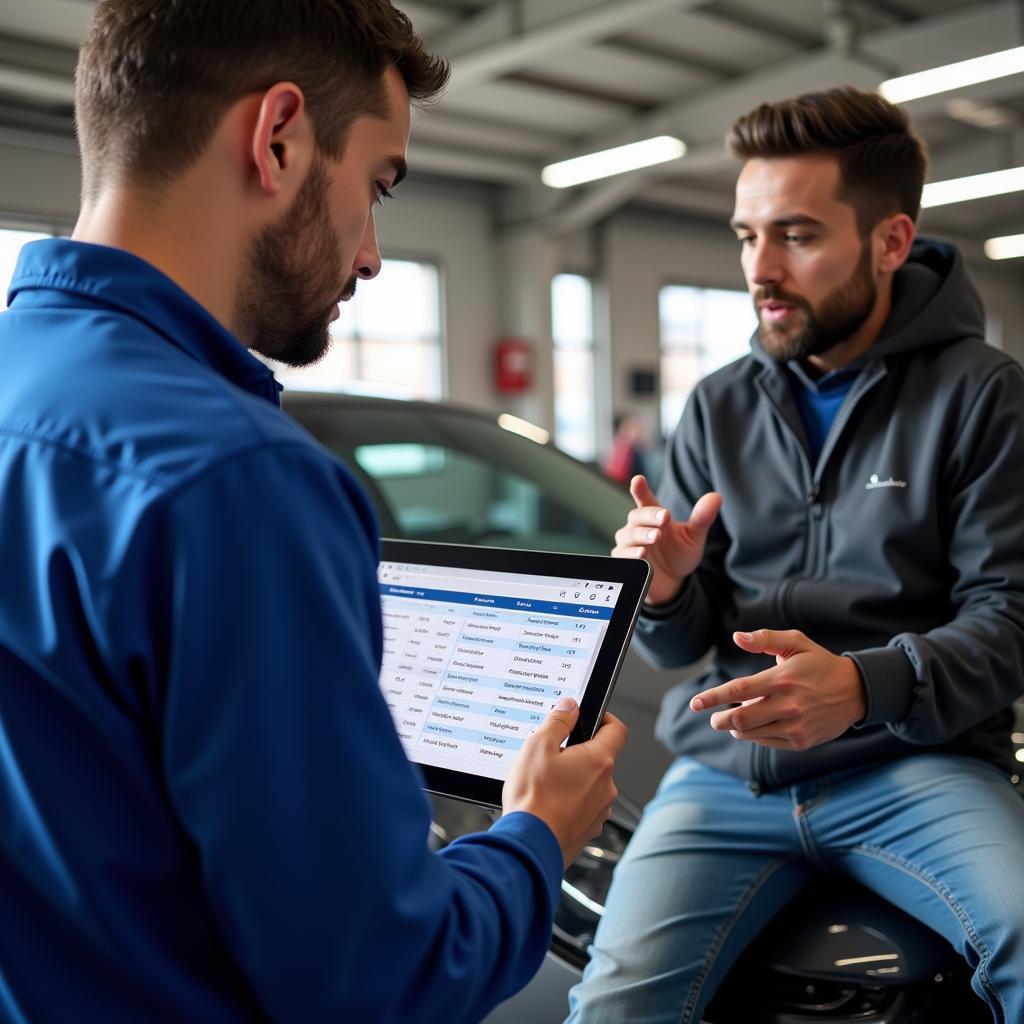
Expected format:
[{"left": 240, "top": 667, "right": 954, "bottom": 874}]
[
  {"left": 726, "top": 86, "right": 928, "bottom": 234},
  {"left": 75, "top": 0, "right": 449, "bottom": 201}
]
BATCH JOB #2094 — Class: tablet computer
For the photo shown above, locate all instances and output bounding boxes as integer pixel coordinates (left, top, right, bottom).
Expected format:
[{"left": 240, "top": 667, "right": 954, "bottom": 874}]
[{"left": 377, "top": 538, "right": 651, "bottom": 808}]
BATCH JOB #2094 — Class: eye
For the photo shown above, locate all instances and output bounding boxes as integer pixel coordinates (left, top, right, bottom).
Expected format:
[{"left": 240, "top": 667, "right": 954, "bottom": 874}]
[
  {"left": 736, "top": 234, "right": 755, "bottom": 247},
  {"left": 783, "top": 232, "right": 811, "bottom": 244},
  {"left": 375, "top": 184, "right": 394, "bottom": 208}
]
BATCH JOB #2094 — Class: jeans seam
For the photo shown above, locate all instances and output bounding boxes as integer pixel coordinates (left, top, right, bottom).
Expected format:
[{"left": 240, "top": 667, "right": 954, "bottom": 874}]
[
  {"left": 680, "top": 856, "right": 800, "bottom": 1024},
  {"left": 849, "top": 843, "right": 1001, "bottom": 1013},
  {"left": 792, "top": 781, "right": 828, "bottom": 867}
]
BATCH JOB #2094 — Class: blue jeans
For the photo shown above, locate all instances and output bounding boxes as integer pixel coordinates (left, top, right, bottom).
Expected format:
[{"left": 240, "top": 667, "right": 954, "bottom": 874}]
[{"left": 566, "top": 754, "right": 1024, "bottom": 1023}]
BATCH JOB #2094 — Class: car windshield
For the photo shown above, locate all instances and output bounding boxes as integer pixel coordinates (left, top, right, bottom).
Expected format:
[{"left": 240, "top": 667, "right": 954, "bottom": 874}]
[{"left": 285, "top": 397, "right": 631, "bottom": 555}]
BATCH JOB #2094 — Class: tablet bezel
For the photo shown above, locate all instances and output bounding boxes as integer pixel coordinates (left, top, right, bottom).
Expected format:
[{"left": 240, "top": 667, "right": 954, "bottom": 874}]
[{"left": 378, "top": 538, "right": 651, "bottom": 808}]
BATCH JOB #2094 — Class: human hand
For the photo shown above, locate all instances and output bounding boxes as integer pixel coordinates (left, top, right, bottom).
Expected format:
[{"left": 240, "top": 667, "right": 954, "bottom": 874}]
[
  {"left": 503, "top": 699, "right": 627, "bottom": 868},
  {"left": 689, "top": 629, "right": 866, "bottom": 751},
  {"left": 611, "top": 475, "right": 722, "bottom": 606}
]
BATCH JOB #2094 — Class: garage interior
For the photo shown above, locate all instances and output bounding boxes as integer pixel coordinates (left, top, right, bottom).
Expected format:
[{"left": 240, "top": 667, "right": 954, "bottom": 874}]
[{"left": 2, "top": 2, "right": 1024, "bottom": 1022}]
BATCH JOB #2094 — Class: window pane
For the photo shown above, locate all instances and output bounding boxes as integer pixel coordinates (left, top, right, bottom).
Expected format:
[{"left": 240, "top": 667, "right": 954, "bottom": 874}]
[
  {"left": 360, "top": 338, "right": 441, "bottom": 400},
  {"left": 351, "top": 260, "right": 439, "bottom": 339},
  {"left": 659, "top": 284, "right": 756, "bottom": 435},
  {"left": 551, "top": 273, "right": 596, "bottom": 461},
  {"left": 354, "top": 443, "right": 446, "bottom": 478},
  {"left": 1, "top": 229, "right": 51, "bottom": 311},
  {"left": 554, "top": 347, "right": 595, "bottom": 463},
  {"left": 552, "top": 273, "right": 593, "bottom": 348},
  {"left": 265, "top": 257, "right": 443, "bottom": 400},
  {"left": 698, "top": 289, "right": 757, "bottom": 374}
]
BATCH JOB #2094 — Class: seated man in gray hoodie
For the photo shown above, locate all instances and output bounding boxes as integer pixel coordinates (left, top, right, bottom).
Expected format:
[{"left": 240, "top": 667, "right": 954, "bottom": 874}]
[{"left": 569, "top": 86, "right": 1024, "bottom": 1024}]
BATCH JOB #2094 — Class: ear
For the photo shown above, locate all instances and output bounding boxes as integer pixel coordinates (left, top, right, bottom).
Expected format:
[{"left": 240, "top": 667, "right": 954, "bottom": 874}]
[
  {"left": 874, "top": 213, "right": 916, "bottom": 276},
  {"left": 250, "top": 82, "right": 314, "bottom": 196}
]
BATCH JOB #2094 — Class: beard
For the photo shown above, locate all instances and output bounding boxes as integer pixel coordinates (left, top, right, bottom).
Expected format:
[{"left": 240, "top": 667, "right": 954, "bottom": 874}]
[
  {"left": 235, "top": 156, "right": 357, "bottom": 367},
  {"left": 755, "top": 240, "right": 876, "bottom": 362}
]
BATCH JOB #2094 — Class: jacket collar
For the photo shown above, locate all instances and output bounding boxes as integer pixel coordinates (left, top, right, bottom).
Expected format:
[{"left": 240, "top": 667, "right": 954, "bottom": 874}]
[{"left": 8, "top": 238, "right": 282, "bottom": 405}]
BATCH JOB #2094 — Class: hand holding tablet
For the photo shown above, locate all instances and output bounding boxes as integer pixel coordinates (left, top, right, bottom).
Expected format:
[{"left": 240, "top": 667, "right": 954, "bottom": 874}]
[
  {"left": 503, "top": 695, "right": 628, "bottom": 867},
  {"left": 377, "top": 539, "right": 651, "bottom": 808}
]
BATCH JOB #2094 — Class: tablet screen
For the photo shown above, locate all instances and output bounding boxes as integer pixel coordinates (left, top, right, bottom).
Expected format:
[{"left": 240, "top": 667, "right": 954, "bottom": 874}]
[
  {"left": 376, "top": 539, "right": 650, "bottom": 806},
  {"left": 380, "top": 561, "right": 621, "bottom": 780}
]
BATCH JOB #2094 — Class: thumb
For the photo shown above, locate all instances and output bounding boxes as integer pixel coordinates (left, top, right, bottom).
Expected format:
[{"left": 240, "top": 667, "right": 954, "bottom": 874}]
[
  {"left": 537, "top": 697, "right": 579, "bottom": 749},
  {"left": 629, "top": 474, "right": 660, "bottom": 509},
  {"left": 732, "top": 628, "right": 808, "bottom": 659},
  {"left": 686, "top": 492, "right": 722, "bottom": 538}
]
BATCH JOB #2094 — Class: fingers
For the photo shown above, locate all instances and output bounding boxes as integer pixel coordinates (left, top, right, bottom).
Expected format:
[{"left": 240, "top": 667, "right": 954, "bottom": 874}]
[
  {"left": 690, "top": 674, "right": 760, "bottom": 711},
  {"left": 588, "top": 712, "right": 628, "bottom": 758},
  {"left": 629, "top": 474, "right": 659, "bottom": 509},
  {"left": 536, "top": 697, "right": 580, "bottom": 749}
]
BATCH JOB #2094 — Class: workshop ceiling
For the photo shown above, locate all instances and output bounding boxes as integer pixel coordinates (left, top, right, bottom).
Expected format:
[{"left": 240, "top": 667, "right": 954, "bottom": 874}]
[{"left": 0, "top": 0, "right": 1022, "bottom": 241}]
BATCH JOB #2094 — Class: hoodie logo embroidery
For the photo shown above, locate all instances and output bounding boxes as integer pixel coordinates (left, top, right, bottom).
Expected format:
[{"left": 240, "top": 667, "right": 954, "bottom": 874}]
[{"left": 866, "top": 474, "right": 907, "bottom": 490}]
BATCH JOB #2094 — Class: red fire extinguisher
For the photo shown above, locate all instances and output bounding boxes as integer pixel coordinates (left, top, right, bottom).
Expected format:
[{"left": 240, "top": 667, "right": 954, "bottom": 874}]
[{"left": 493, "top": 337, "right": 534, "bottom": 394}]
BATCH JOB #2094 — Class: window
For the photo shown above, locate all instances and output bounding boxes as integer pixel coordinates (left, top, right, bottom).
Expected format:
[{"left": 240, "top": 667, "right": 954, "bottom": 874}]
[
  {"left": 552, "top": 273, "right": 596, "bottom": 462},
  {"left": 1, "top": 227, "right": 52, "bottom": 310},
  {"left": 266, "top": 258, "right": 443, "bottom": 400},
  {"left": 659, "top": 285, "right": 756, "bottom": 435}
]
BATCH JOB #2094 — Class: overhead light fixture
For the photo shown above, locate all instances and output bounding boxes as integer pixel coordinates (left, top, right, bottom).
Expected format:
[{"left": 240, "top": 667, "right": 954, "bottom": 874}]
[
  {"left": 541, "top": 136, "right": 686, "bottom": 189},
  {"left": 984, "top": 233, "right": 1024, "bottom": 261},
  {"left": 921, "top": 166, "right": 1024, "bottom": 208},
  {"left": 880, "top": 45, "right": 1024, "bottom": 103}
]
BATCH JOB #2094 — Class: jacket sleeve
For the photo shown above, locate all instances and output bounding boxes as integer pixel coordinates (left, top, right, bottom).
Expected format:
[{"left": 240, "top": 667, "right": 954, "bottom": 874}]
[
  {"left": 851, "top": 362, "right": 1024, "bottom": 743},
  {"left": 156, "top": 444, "right": 563, "bottom": 1024},
  {"left": 632, "top": 388, "right": 733, "bottom": 669}
]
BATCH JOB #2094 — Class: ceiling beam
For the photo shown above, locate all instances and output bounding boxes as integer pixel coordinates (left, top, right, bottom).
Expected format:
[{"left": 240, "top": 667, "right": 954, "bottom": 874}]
[
  {"left": 433, "top": 0, "right": 708, "bottom": 89},
  {"left": 408, "top": 141, "right": 539, "bottom": 183},
  {"left": 539, "top": 0, "right": 1023, "bottom": 233}
]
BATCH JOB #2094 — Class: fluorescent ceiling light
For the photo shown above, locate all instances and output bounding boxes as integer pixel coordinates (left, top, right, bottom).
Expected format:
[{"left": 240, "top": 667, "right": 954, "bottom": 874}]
[
  {"left": 921, "top": 166, "right": 1024, "bottom": 208},
  {"left": 542, "top": 136, "right": 686, "bottom": 189},
  {"left": 497, "top": 414, "right": 550, "bottom": 445},
  {"left": 880, "top": 45, "right": 1024, "bottom": 103},
  {"left": 984, "top": 233, "right": 1024, "bottom": 261}
]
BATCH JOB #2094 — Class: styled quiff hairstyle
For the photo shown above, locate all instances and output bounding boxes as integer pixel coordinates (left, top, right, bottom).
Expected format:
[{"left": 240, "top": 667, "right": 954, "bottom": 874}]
[
  {"left": 727, "top": 86, "right": 928, "bottom": 235},
  {"left": 75, "top": 0, "right": 449, "bottom": 201}
]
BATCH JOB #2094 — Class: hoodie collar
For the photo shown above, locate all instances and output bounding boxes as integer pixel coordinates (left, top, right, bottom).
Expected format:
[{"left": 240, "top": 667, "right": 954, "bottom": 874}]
[{"left": 749, "top": 235, "right": 984, "bottom": 374}]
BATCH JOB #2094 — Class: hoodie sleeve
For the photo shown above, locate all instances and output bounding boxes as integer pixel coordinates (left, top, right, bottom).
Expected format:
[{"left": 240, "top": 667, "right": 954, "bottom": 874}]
[
  {"left": 632, "top": 387, "right": 734, "bottom": 669},
  {"left": 851, "top": 360, "right": 1024, "bottom": 742}
]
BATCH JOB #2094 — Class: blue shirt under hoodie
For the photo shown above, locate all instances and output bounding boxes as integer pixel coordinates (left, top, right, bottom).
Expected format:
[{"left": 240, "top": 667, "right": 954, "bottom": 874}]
[{"left": 0, "top": 239, "right": 562, "bottom": 1024}]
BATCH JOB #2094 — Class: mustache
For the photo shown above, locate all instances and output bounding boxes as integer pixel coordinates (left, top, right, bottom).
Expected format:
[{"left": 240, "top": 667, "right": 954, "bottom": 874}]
[
  {"left": 339, "top": 276, "right": 358, "bottom": 303},
  {"left": 754, "top": 285, "right": 809, "bottom": 310}
]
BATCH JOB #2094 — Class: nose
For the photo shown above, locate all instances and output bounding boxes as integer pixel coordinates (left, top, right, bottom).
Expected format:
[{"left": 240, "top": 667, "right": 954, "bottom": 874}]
[
  {"left": 745, "top": 238, "right": 784, "bottom": 289},
  {"left": 354, "top": 213, "right": 382, "bottom": 281}
]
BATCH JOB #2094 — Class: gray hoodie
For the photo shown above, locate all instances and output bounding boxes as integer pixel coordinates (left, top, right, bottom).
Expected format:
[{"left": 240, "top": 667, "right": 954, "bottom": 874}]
[{"left": 638, "top": 238, "right": 1024, "bottom": 792}]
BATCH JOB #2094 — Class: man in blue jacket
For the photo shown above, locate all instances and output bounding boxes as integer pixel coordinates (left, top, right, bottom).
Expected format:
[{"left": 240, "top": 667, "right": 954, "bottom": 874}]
[
  {"left": 0, "top": 2, "right": 626, "bottom": 1022},
  {"left": 570, "top": 87, "right": 1024, "bottom": 1022}
]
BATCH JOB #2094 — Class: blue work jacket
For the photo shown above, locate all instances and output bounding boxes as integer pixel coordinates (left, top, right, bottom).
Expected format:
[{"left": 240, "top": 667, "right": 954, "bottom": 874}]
[{"left": 0, "top": 239, "right": 561, "bottom": 1023}]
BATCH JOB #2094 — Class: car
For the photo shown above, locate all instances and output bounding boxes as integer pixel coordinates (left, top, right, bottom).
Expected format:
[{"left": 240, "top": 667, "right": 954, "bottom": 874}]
[
  {"left": 285, "top": 391, "right": 1009, "bottom": 1024},
  {"left": 283, "top": 391, "right": 682, "bottom": 802}
]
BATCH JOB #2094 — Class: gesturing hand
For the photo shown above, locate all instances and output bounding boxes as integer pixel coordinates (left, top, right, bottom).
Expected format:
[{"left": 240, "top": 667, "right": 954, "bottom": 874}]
[
  {"left": 611, "top": 475, "right": 722, "bottom": 606},
  {"left": 689, "top": 629, "right": 867, "bottom": 751}
]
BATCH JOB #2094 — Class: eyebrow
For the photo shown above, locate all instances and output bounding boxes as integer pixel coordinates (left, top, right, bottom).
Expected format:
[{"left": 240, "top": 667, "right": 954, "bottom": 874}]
[{"left": 729, "top": 214, "right": 824, "bottom": 231}]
